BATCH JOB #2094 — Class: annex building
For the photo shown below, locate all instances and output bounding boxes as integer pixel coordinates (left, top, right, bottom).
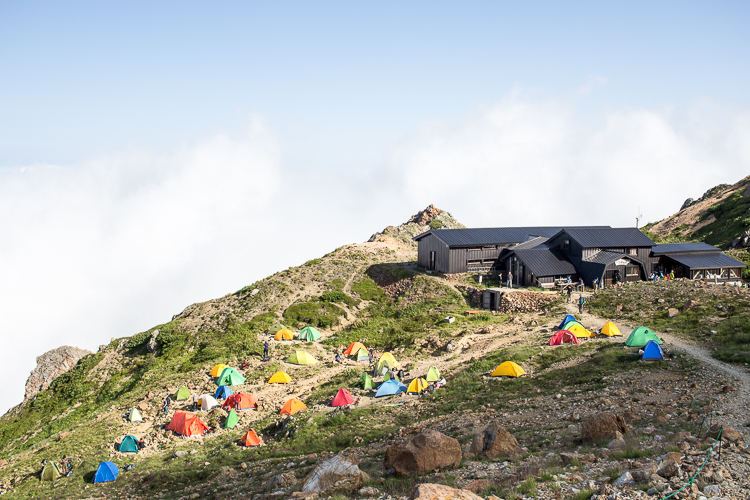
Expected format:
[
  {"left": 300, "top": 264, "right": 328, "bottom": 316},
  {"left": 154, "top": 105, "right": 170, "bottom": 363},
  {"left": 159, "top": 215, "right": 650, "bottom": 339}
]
[{"left": 414, "top": 226, "right": 745, "bottom": 287}]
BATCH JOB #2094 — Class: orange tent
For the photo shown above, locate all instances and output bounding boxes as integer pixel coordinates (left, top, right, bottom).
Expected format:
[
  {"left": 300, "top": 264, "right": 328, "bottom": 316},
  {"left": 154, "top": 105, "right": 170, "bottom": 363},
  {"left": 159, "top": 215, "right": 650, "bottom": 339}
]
[
  {"left": 279, "top": 398, "right": 307, "bottom": 416},
  {"left": 239, "top": 429, "right": 261, "bottom": 447},
  {"left": 222, "top": 393, "right": 258, "bottom": 411},
  {"left": 166, "top": 411, "right": 209, "bottom": 437},
  {"left": 343, "top": 342, "right": 367, "bottom": 356}
]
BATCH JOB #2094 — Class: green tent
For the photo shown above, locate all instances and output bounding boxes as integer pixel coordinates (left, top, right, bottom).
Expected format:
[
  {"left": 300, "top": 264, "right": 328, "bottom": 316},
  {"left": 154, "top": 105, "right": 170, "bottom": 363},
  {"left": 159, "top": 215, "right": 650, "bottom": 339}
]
[
  {"left": 41, "top": 461, "right": 61, "bottom": 481},
  {"left": 426, "top": 366, "right": 440, "bottom": 382},
  {"left": 561, "top": 320, "right": 584, "bottom": 331},
  {"left": 383, "top": 371, "right": 399, "bottom": 382},
  {"left": 359, "top": 373, "right": 375, "bottom": 390},
  {"left": 217, "top": 367, "right": 246, "bottom": 386},
  {"left": 269, "top": 323, "right": 288, "bottom": 336},
  {"left": 355, "top": 348, "right": 369, "bottom": 361},
  {"left": 298, "top": 326, "right": 322, "bottom": 341},
  {"left": 625, "top": 326, "right": 663, "bottom": 347},
  {"left": 224, "top": 409, "right": 239, "bottom": 429},
  {"left": 128, "top": 408, "right": 143, "bottom": 423},
  {"left": 119, "top": 435, "right": 139, "bottom": 453},
  {"left": 175, "top": 387, "right": 191, "bottom": 401}
]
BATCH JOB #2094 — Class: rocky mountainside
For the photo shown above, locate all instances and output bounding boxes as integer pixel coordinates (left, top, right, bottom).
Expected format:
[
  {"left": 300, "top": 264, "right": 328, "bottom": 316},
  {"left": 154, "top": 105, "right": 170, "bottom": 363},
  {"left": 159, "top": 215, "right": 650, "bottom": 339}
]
[
  {"left": 1, "top": 205, "right": 749, "bottom": 500},
  {"left": 644, "top": 175, "right": 750, "bottom": 249},
  {"left": 368, "top": 204, "right": 465, "bottom": 247},
  {"left": 23, "top": 346, "right": 92, "bottom": 402}
]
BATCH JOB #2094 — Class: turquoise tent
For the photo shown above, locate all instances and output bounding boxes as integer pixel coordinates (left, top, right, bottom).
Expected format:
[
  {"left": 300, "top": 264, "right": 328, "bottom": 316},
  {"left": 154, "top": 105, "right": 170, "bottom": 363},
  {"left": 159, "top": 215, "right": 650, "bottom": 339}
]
[
  {"left": 375, "top": 379, "right": 407, "bottom": 398},
  {"left": 217, "top": 367, "right": 246, "bottom": 386},
  {"left": 642, "top": 340, "right": 664, "bottom": 360},
  {"left": 118, "top": 435, "right": 139, "bottom": 453}
]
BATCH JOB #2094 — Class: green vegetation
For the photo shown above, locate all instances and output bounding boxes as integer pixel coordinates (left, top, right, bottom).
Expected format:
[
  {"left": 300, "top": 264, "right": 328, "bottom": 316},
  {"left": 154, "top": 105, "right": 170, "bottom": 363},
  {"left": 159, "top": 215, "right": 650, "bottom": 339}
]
[
  {"left": 692, "top": 191, "right": 750, "bottom": 248},
  {"left": 320, "top": 290, "right": 359, "bottom": 308},
  {"left": 428, "top": 219, "right": 443, "bottom": 229},
  {"left": 350, "top": 277, "right": 386, "bottom": 301},
  {"left": 283, "top": 300, "right": 346, "bottom": 328}
]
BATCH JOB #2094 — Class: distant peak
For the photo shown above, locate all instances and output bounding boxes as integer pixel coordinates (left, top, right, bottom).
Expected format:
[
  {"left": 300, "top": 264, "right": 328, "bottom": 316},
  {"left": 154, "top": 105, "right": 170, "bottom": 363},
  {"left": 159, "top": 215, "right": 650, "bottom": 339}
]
[{"left": 407, "top": 204, "right": 443, "bottom": 226}]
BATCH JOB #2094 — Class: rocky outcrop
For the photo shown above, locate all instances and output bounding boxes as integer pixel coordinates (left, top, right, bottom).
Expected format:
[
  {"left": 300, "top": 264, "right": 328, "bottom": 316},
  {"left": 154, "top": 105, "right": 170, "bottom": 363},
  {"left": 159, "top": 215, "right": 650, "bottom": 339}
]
[
  {"left": 469, "top": 422, "right": 521, "bottom": 459},
  {"left": 368, "top": 205, "right": 465, "bottom": 246},
  {"left": 302, "top": 454, "right": 369, "bottom": 495},
  {"left": 409, "top": 483, "right": 483, "bottom": 500},
  {"left": 386, "top": 429, "right": 462, "bottom": 477},
  {"left": 581, "top": 412, "right": 627, "bottom": 443},
  {"left": 24, "top": 346, "right": 92, "bottom": 401}
]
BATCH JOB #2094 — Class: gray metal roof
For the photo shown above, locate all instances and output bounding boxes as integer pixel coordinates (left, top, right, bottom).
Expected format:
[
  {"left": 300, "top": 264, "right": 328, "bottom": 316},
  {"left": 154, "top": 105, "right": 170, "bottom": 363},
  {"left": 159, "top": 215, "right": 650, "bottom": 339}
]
[
  {"left": 512, "top": 248, "right": 577, "bottom": 276},
  {"left": 651, "top": 242, "right": 720, "bottom": 255},
  {"left": 513, "top": 236, "right": 549, "bottom": 250},
  {"left": 662, "top": 253, "right": 746, "bottom": 270},
  {"left": 586, "top": 249, "right": 629, "bottom": 265},
  {"left": 561, "top": 227, "right": 654, "bottom": 248},
  {"left": 413, "top": 226, "right": 610, "bottom": 246}
]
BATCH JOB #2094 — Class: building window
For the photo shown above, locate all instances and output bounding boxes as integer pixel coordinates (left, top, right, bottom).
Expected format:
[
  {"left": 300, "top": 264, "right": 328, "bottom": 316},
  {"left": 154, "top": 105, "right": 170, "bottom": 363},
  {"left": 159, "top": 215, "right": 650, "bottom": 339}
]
[
  {"left": 729, "top": 268, "right": 739, "bottom": 278},
  {"left": 629, "top": 248, "right": 637, "bottom": 256},
  {"left": 562, "top": 239, "right": 570, "bottom": 250},
  {"left": 626, "top": 266, "right": 639, "bottom": 276}
]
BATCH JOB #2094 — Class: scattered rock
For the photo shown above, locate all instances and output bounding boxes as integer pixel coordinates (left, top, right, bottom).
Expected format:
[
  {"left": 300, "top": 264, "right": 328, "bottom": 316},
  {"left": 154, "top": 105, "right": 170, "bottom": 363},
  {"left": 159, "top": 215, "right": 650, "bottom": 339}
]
[
  {"left": 656, "top": 460, "right": 679, "bottom": 478},
  {"left": 358, "top": 486, "right": 380, "bottom": 497},
  {"left": 469, "top": 422, "right": 521, "bottom": 459},
  {"left": 465, "top": 479, "right": 491, "bottom": 493},
  {"left": 267, "top": 471, "right": 297, "bottom": 490},
  {"left": 707, "top": 424, "right": 744, "bottom": 442},
  {"left": 703, "top": 484, "right": 721, "bottom": 497},
  {"left": 581, "top": 412, "right": 627, "bottom": 442},
  {"left": 302, "top": 454, "right": 369, "bottom": 495},
  {"left": 174, "top": 451, "right": 188, "bottom": 458},
  {"left": 606, "top": 432, "right": 627, "bottom": 450},
  {"left": 388, "top": 429, "right": 462, "bottom": 477},
  {"left": 668, "top": 308, "right": 680, "bottom": 318},
  {"left": 613, "top": 471, "right": 634, "bottom": 486},
  {"left": 409, "top": 483, "right": 483, "bottom": 500}
]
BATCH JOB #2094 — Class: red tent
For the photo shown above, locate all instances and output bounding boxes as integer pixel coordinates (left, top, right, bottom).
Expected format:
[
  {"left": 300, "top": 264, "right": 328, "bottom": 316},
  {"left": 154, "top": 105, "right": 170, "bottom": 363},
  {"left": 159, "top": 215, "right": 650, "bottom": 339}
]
[
  {"left": 549, "top": 330, "right": 580, "bottom": 346},
  {"left": 166, "top": 411, "right": 209, "bottom": 436},
  {"left": 222, "top": 393, "right": 258, "bottom": 411},
  {"left": 331, "top": 388, "right": 354, "bottom": 407},
  {"left": 239, "top": 429, "right": 261, "bottom": 447}
]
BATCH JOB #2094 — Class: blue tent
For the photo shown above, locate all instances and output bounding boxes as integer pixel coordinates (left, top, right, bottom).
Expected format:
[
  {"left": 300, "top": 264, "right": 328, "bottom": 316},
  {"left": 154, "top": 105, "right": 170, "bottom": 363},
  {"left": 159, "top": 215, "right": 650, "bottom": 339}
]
[
  {"left": 93, "top": 461, "right": 119, "bottom": 483},
  {"left": 215, "top": 385, "right": 234, "bottom": 400},
  {"left": 642, "top": 340, "right": 664, "bottom": 360},
  {"left": 375, "top": 379, "right": 407, "bottom": 398},
  {"left": 557, "top": 314, "right": 577, "bottom": 330}
]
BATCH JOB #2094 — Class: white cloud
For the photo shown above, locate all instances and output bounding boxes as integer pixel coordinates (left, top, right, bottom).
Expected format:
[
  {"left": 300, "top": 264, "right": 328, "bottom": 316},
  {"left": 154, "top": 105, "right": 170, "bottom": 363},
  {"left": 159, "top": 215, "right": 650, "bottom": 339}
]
[{"left": 391, "top": 91, "right": 750, "bottom": 228}]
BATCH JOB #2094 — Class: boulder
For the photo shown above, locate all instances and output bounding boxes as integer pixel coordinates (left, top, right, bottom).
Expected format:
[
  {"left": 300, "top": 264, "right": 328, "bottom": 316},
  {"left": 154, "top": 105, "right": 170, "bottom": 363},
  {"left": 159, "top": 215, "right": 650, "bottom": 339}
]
[
  {"left": 409, "top": 483, "right": 483, "bottom": 500},
  {"left": 469, "top": 422, "right": 521, "bottom": 459},
  {"left": 302, "top": 454, "right": 369, "bottom": 494},
  {"left": 388, "top": 429, "right": 462, "bottom": 477},
  {"left": 668, "top": 308, "right": 679, "bottom": 318},
  {"left": 146, "top": 330, "right": 160, "bottom": 354},
  {"left": 267, "top": 472, "right": 297, "bottom": 490},
  {"left": 613, "top": 472, "right": 634, "bottom": 486},
  {"left": 656, "top": 460, "right": 679, "bottom": 478},
  {"left": 630, "top": 462, "right": 658, "bottom": 482},
  {"left": 465, "top": 479, "right": 491, "bottom": 493},
  {"left": 707, "top": 424, "right": 744, "bottom": 443},
  {"left": 581, "top": 413, "right": 627, "bottom": 443},
  {"left": 358, "top": 486, "right": 380, "bottom": 497}
]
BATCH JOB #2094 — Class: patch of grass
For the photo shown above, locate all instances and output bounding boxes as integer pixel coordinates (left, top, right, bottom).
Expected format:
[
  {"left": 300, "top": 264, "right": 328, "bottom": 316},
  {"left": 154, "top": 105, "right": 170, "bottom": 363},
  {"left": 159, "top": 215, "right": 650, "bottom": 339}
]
[
  {"left": 516, "top": 478, "right": 538, "bottom": 496},
  {"left": 602, "top": 466, "right": 622, "bottom": 481},
  {"left": 283, "top": 300, "right": 346, "bottom": 329},
  {"left": 610, "top": 446, "right": 654, "bottom": 460},
  {"left": 571, "top": 489, "right": 594, "bottom": 500},
  {"left": 350, "top": 277, "right": 386, "bottom": 301}
]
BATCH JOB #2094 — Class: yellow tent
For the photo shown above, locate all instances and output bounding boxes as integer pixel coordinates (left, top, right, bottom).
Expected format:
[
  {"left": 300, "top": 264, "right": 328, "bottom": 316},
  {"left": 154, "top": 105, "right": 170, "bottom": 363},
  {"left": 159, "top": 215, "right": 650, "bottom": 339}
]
[
  {"left": 406, "top": 378, "right": 428, "bottom": 394},
  {"left": 209, "top": 364, "right": 229, "bottom": 377},
  {"left": 566, "top": 323, "right": 594, "bottom": 338},
  {"left": 285, "top": 351, "right": 318, "bottom": 365},
  {"left": 267, "top": 371, "right": 292, "bottom": 384},
  {"left": 274, "top": 329, "right": 295, "bottom": 341},
  {"left": 377, "top": 352, "right": 399, "bottom": 371},
  {"left": 600, "top": 322, "right": 623, "bottom": 337},
  {"left": 491, "top": 361, "right": 526, "bottom": 377}
]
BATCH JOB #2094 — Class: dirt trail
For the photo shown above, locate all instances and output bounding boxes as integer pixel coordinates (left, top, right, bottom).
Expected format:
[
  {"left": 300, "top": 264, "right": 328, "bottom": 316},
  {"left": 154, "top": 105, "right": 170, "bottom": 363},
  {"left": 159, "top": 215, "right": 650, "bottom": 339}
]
[{"left": 567, "top": 298, "right": 750, "bottom": 431}]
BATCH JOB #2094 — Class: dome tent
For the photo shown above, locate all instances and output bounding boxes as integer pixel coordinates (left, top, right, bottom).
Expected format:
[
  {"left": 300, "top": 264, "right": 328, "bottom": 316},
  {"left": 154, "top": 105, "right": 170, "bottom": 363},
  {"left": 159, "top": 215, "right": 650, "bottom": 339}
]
[
  {"left": 375, "top": 379, "right": 407, "bottom": 397},
  {"left": 209, "top": 364, "right": 229, "bottom": 377},
  {"left": 118, "top": 435, "right": 140, "bottom": 453},
  {"left": 166, "top": 411, "right": 209, "bottom": 436},
  {"left": 175, "top": 386, "right": 191, "bottom": 401},
  {"left": 280, "top": 398, "right": 307, "bottom": 415},
  {"left": 549, "top": 330, "right": 580, "bottom": 346},
  {"left": 224, "top": 409, "right": 239, "bottom": 429},
  {"left": 128, "top": 408, "right": 143, "bottom": 423},
  {"left": 216, "top": 367, "right": 246, "bottom": 386},
  {"left": 267, "top": 371, "right": 292, "bottom": 384},
  {"left": 239, "top": 429, "right": 261, "bottom": 447},
  {"left": 41, "top": 461, "right": 62, "bottom": 482},
  {"left": 426, "top": 366, "right": 440, "bottom": 382},
  {"left": 377, "top": 353, "right": 399, "bottom": 372},
  {"left": 343, "top": 342, "right": 367, "bottom": 356},
  {"left": 198, "top": 394, "right": 220, "bottom": 411},
  {"left": 406, "top": 378, "right": 428, "bottom": 394},
  {"left": 600, "top": 322, "right": 623, "bottom": 337},
  {"left": 93, "top": 461, "right": 119, "bottom": 483},
  {"left": 642, "top": 340, "right": 664, "bottom": 360},
  {"left": 490, "top": 361, "right": 526, "bottom": 378},
  {"left": 359, "top": 373, "right": 375, "bottom": 390},
  {"left": 331, "top": 388, "right": 354, "bottom": 407},
  {"left": 557, "top": 314, "right": 577, "bottom": 329},
  {"left": 298, "top": 326, "right": 322, "bottom": 341},
  {"left": 285, "top": 351, "right": 318, "bottom": 365},
  {"left": 222, "top": 393, "right": 258, "bottom": 411},
  {"left": 625, "top": 326, "right": 663, "bottom": 347},
  {"left": 274, "top": 329, "right": 295, "bottom": 341},
  {"left": 215, "top": 385, "right": 234, "bottom": 400}
]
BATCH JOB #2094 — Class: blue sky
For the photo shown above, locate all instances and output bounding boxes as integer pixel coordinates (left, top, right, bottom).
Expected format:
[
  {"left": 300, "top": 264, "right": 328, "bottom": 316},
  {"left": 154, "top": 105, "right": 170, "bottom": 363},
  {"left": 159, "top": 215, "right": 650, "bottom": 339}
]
[{"left": 1, "top": 2, "right": 749, "bottom": 413}]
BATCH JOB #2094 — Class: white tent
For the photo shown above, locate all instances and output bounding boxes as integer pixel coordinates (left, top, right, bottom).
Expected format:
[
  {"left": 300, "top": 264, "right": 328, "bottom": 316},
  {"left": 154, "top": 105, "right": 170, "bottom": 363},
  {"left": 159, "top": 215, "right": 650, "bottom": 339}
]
[{"left": 198, "top": 394, "right": 220, "bottom": 411}]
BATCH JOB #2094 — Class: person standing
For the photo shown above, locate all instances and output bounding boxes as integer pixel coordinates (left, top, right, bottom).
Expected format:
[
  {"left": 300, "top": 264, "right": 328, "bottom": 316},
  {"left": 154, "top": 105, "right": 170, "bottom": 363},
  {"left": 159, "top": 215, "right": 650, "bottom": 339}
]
[
  {"left": 263, "top": 341, "right": 269, "bottom": 359},
  {"left": 566, "top": 287, "right": 573, "bottom": 303},
  {"left": 507, "top": 271, "right": 513, "bottom": 288},
  {"left": 578, "top": 294, "right": 586, "bottom": 314},
  {"left": 191, "top": 393, "right": 198, "bottom": 411},
  {"left": 163, "top": 395, "right": 171, "bottom": 415}
]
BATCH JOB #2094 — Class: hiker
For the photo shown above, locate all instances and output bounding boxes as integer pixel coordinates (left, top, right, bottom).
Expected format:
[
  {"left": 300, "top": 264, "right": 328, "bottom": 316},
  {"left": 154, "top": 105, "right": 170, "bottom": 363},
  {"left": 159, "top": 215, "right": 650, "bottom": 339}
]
[
  {"left": 566, "top": 287, "right": 572, "bottom": 303},
  {"left": 191, "top": 393, "right": 198, "bottom": 412},
  {"left": 162, "top": 395, "right": 171, "bottom": 415},
  {"left": 566, "top": 276, "right": 572, "bottom": 284},
  {"left": 138, "top": 438, "right": 146, "bottom": 450},
  {"left": 577, "top": 278, "right": 584, "bottom": 292},
  {"left": 578, "top": 294, "right": 586, "bottom": 314},
  {"left": 669, "top": 270, "right": 675, "bottom": 280},
  {"left": 334, "top": 353, "right": 341, "bottom": 363},
  {"left": 390, "top": 367, "right": 396, "bottom": 380},
  {"left": 592, "top": 277, "right": 599, "bottom": 292},
  {"left": 397, "top": 368, "right": 405, "bottom": 380},
  {"left": 263, "top": 341, "right": 269, "bottom": 359},
  {"left": 507, "top": 271, "right": 513, "bottom": 288}
]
